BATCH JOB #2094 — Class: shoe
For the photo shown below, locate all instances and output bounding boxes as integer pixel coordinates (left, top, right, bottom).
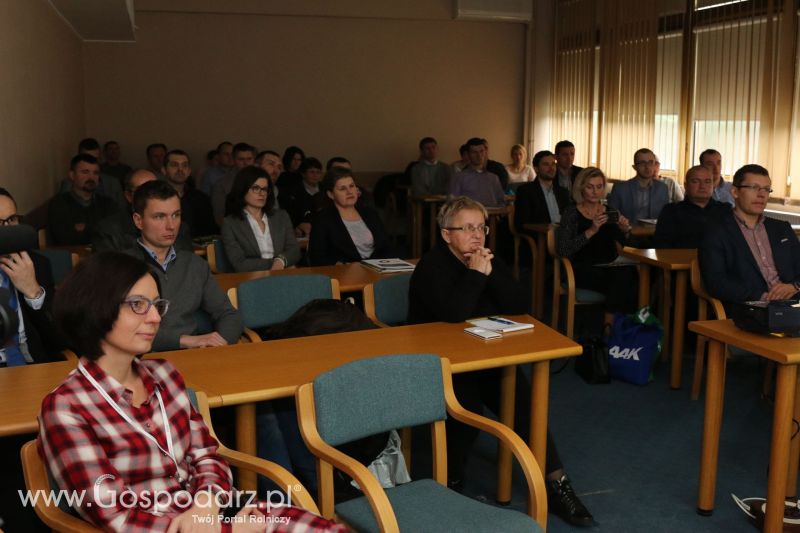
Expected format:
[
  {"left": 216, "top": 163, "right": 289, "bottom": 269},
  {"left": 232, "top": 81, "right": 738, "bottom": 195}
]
[{"left": 547, "top": 475, "right": 594, "bottom": 527}]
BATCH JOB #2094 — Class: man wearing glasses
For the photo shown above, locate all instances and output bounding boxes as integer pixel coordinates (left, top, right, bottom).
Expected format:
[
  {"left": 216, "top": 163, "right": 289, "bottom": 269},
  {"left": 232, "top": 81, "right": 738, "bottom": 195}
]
[
  {"left": 699, "top": 164, "right": 800, "bottom": 312},
  {"left": 0, "top": 188, "right": 62, "bottom": 365},
  {"left": 607, "top": 148, "right": 670, "bottom": 223}
]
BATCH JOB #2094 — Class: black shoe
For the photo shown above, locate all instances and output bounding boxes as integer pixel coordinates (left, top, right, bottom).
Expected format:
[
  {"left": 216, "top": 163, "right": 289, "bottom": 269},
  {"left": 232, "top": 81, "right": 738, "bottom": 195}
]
[{"left": 547, "top": 475, "right": 594, "bottom": 527}]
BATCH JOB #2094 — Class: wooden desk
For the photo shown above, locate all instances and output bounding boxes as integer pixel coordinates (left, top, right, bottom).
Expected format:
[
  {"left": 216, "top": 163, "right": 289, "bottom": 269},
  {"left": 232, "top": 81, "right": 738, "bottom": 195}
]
[
  {"left": 523, "top": 223, "right": 553, "bottom": 319},
  {"left": 621, "top": 248, "right": 696, "bottom": 389},
  {"left": 157, "top": 316, "right": 581, "bottom": 499},
  {"left": 214, "top": 260, "right": 418, "bottom": 294},
  {"left": 688, "top": 320, "right": 800, "bottom": 533},
  {"left": 0, "top": 361, "right": 223, "bottom": 437},
  {"left": 630, "top": 223, "right": 656, "bottom": 237}
]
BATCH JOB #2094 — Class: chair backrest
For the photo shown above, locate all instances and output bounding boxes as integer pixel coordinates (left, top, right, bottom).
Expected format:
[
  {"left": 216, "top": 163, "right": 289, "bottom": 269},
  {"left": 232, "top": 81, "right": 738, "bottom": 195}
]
[
  {"left": 207, "top": 239, "right": 233, "bottom": 274},
  {"left": 312, "top": 354, "right": 446, "bottom": 446},
  {"left": 34, "top": 249, "right": 78, "bottom": 285},
  {"left": 234, "top": 274, "right": 339, "bottom": 329},
  {"left": 362, "top": 273, "right": 412, "bottom": 327},
  {"left": 690, "top": 258, "right": 726, "bottom": 319}
]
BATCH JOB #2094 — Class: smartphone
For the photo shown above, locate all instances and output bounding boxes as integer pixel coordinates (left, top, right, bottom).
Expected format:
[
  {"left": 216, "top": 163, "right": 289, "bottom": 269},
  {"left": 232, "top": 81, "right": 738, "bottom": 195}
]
[{"left": 605, "top": 208, "right": 620, "bottom": 224}]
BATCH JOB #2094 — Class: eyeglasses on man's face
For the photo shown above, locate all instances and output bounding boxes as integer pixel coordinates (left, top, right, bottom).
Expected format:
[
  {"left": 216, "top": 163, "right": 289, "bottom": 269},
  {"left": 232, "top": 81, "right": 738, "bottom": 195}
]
[
  {"left": 735, "top": 184, "right": 773, "bottom": 194},
  {"left": 0, "top": 214, "right": 21, "bottom": 226},
  {"left": 443, "top": 224, "right": 490, "bottom": 236},
  {"left": 122, "top": 296, "right": 170, "bottom": 317}
]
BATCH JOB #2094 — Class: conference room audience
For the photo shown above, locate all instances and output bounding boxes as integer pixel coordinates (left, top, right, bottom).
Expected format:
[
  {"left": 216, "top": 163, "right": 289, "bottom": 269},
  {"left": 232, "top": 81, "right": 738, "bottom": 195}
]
[
  {"left": 654, "top": 165, "right": 730, "bottom": 249},
  {"left": 48, "top": 154, "right": 119, "bottom": 246},
  {"left": 211, "top": 142, "right": 258, "bottom": 225},
  {"left": 410, "top": 136, "right": 452, "bottom": 196},
  {"left": 38, "top": 251, "right": 344, "bottom": 532},
  {"left": 607, "top": 148, "right": 670, "bottom": 223},
  {"left": 505, "top": 144, "right": 535, "bottom": 186},
  {"left": 554, "top": 140, "right": 584, "bottom": 194},
  {"left": 482, "top": 138, "right": 511, "bottom": 190},
  {"left": 163, "top": 149, "right": 219, "bottom": 237},
  {"left": 408, "top": 196, "right": 593, "bottom": 527},
  {"left": 221, "top": 166, "right": 300, "bottom": 272},
  {"left": 655, "top": 159, "right": 684, "bottom": 203},
  {"left": 699, "top": 164, "right": 800, "bottom": 313},
  {"left": 449, "top": 137, "right": 506, "bottom": 208},
  {"left": 200, "top": 141, "right": 233, "bottom": 194},
  {"left": 308, "top": 168, "right": 393, "bottom": 265},
  {"left": 124, "top": 180, "right": 242, "bottom": 351},
  {"left": 279, "top": 156, "right": 323, "bottom": 237},
  {"left": 451, "top": 143, "right": 469, "bottom": 174},
  {"left": 145, "top": 142, "right": 167, "bottom": 180},
  {"left": 700, "top": 148, "right": 735, "bottom": 206},
  {"left": 557, "top": 167, "right": 637, "bottom": 329},
  {"left": 100, "top": 140, "right": 132, "bottom": 181},
  {"left": 277, "top": 145, "right": 305, "bottom": 189},
  {"left": 514, "top": 150, "right": 570, "bottom": 228},
  {"left": 60, "top": 138, "right": 125, "bottom": 207}
]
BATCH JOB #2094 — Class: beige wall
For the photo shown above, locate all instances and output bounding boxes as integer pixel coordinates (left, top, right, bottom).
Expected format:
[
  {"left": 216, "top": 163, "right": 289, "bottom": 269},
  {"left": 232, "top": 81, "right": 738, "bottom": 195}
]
[
  {"left": 0, "top": 0, "right": 84, "bottom": 212},
  {"left": 83, "top": 6, "right": 526, "bottom": 175}
]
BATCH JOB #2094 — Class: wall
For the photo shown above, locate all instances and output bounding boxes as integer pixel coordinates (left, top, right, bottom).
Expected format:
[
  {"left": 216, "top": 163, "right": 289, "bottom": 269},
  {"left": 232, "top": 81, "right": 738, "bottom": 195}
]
[
  {"left": 82, "top": 3, "right": 526, "bottom": 175},
  {"left": 0, "top": 0, "right": 85, "bottom": 212}
]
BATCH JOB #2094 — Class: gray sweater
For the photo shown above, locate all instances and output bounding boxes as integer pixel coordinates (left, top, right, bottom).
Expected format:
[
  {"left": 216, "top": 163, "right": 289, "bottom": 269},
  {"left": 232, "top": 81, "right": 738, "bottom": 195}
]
[{"left": 124, "top": 244, "right": 243, "bottom": 351}]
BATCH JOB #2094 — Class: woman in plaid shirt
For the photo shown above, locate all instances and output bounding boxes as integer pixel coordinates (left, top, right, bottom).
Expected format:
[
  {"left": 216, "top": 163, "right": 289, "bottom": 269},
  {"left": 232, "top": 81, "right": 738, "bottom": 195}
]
[{"left": 37, "top": 252, "right": 345, "bottom": 532}]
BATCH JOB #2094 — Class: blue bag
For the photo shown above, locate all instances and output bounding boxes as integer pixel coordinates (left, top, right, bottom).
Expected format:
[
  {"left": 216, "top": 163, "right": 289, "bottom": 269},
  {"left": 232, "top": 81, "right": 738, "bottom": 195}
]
[{"left": 607, "top": 307, "right": 662, "bottom": 385}]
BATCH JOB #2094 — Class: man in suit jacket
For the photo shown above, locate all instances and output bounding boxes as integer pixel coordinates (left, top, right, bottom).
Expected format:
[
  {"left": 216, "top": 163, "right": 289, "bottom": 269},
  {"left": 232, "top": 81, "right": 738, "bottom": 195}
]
[
  {"left": 607, "top": 148, "right": 670, "bottom": 222},
  {"left": 0, "top": 189, "right": 62, "bottom": 364},
  {"left": 554, "top": 140, "right": 584, "bottom": 194},
  {"left": 699, "top": 164, "right": 800, "bottom": 313},
  {"left": 514, "top": 150, "right": 571, "bottom": 229}
]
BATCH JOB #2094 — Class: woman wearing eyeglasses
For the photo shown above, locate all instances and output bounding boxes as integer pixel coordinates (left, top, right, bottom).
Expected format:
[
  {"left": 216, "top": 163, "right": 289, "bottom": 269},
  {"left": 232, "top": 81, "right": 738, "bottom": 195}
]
[
  {"left": 221, "top": 166, "right": 301, "bottom": 272},
  {"left": 307, "top": 167, "right": 393, "bottom": 266},
  {"left": 37, "top": 252, "right": 344, "bottom": 532},
  {"left": 407, "top": 196, "right": 594, "bottom": 527}
]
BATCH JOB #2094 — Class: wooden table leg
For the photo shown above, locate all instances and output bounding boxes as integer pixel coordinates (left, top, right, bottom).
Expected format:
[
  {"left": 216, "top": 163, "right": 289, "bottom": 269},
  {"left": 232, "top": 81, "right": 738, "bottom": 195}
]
[
  {"left": 660, "top": 271, "right": 672, "bottom": 362},
  {"left": 235, "top": 403, "right": 257, "bottom": 491},
  {"left": 786, "top": 366, "right": 800, "bottom": 498},
  {"left": 697, "top": 339, "right": 726, "bottom": 515},
  {"left": 535, "top": 235, "right": 546, "bottom": 319},
  {"left": 764, "top": 365, "right": 798, "bottom": 533},
  {"left": 496, "top": 366, "right": 515, "bottom": 504},
  {"left": 638, "top": 264, "right": 651, "bottom": 309},
  {"left": 670, "top": 271, "right": 687, "bottom": 389},
  {"left": 529, "top": 361, "right": 550, "bottom": 475}
]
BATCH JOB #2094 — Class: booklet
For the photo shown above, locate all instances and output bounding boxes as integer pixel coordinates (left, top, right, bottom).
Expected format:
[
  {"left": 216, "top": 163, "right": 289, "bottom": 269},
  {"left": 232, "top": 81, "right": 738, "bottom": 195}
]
[
  {"left": 467, "top": 316, "right": 534, "bottom": 333},
  {"left": 360, "top": 258, "right": 416, "bottom": 272},
  {"left": 464, "top": 327, "right": 503, "bottom": 340}
]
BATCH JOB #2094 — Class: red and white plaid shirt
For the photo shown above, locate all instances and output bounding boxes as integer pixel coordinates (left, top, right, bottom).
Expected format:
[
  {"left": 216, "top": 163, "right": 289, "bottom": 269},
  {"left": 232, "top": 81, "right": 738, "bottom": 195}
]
[{"left": 37, "top": 357, "right": 346, "bottom": 532}]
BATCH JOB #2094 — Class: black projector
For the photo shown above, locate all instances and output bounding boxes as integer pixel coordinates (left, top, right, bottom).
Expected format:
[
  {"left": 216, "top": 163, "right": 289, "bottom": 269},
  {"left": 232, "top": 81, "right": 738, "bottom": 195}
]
[{"left": 731, "top": 299, "right": 800, "bottom": 337}]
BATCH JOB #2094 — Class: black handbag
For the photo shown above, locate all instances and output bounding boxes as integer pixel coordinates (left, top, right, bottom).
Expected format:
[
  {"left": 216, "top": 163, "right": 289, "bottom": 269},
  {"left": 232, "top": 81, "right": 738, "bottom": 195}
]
[{"left": 575, "top": 336, "right": 611, "bottom": 384}]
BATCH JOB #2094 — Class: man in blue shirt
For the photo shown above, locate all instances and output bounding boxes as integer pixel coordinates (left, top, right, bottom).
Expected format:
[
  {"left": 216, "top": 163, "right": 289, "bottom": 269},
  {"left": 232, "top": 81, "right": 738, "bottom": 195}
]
[{"left": 700, "top": 148, "right": 734, "bottom": 206}]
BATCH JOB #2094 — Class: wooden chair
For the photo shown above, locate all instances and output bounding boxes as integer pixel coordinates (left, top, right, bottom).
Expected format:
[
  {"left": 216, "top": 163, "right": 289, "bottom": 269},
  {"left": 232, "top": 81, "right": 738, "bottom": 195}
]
[
  {"left": 689, "top": 258, "right": 727, "bottom": 400},
  {"left": 362, "top": 273, "right": 412, "bottom": 328},
  {"left": 21, "top": 390, "right": 318, "bottom": 532},
  {"left": 206, "top": 239, "right": 234, "bottom": 274},
  {"left": 547, "top": 227, "right": 605, "bottom": 339},
  {"left": 37, "top": 228, "right": 48, "bottom": 249},
  {"left": 228, "top": 274, "right": 341, "bottom": 342},
  {"left": 295, "top": 354, "right": 547, "bottom": 532},
  {"left": 506, "top": 203, "right": 538, "bottom": 282},
  {"left": 34, "top": 249, "right": 80, "bottom": 286}
]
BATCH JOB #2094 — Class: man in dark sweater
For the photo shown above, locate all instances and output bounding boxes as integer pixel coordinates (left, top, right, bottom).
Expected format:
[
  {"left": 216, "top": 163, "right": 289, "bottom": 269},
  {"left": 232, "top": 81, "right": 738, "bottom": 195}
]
[
  {"left": 164, "top": 149, "right": 219, "bottom": 237},
  {"left": 654, "top": 165, "right": 730, "bottom": 249},
  {"left": 124, "top": 180, "right": 242, "bottom": 351},
  {"left": 408, "top": 196, "right": 593, "bottom": 527},
  {"left": 47, "top": 154, "right": 119, "bottom": 246}
]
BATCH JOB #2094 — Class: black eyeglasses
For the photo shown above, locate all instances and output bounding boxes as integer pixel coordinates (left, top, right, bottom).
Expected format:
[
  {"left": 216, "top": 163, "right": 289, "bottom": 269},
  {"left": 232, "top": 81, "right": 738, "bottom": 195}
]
[
  {"left": 735, "top": 184, "right": 773, "bottom": 194},
  {"left": 442, "top": 224, "right": 490, "bottom": 235},
  {"left": 0, "top": 215, "right": 21, "bottom": 226},
  {"left": 249, "top": 185, "right": 269, "bottom": 194},
  {"left": 122, "top": 296, "right": 170, "bottom": 317}
]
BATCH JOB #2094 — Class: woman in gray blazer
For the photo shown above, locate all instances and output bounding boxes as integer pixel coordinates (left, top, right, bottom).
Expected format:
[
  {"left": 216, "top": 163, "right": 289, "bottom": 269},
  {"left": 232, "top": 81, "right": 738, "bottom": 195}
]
[{"left": 221, "top": 166, "right": 301, "bottom": 272}]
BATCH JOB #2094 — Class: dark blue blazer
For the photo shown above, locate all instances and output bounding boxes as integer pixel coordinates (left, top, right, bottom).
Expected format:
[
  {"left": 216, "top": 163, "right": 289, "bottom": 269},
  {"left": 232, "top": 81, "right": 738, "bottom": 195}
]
[
  {"left": 699, "top": 211, "right": 800, "bottom": 309},
  {"left": 308, "top": 205, "right": 393, "bottom": 266}
]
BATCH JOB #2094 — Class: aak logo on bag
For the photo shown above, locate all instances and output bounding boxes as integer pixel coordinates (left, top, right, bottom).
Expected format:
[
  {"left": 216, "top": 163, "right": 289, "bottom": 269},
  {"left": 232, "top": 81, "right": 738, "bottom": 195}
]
[{"left": 609, "top": 345, "right": 642, "bottom": 360}]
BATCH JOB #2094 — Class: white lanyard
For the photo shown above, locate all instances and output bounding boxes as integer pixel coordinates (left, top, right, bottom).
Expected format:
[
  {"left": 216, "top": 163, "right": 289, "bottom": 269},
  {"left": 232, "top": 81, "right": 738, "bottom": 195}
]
[{"left": 77, "top": 363, "right": 185, "bottom": 486}]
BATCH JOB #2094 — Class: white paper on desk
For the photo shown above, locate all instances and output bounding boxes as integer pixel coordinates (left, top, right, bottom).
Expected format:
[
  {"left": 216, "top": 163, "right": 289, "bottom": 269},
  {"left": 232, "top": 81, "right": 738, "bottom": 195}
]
[{"left": 638, "top": 218, "right": 658, "bottom": 225}]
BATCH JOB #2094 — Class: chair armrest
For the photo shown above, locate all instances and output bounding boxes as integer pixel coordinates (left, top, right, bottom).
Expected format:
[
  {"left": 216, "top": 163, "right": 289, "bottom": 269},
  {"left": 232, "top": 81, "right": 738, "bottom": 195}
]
[
  {"left": 216, "top": 445, "right": 318, "bottom": 514},
  {"left": 561, "top": 256, "right": 577, "bottom": 295},
  {"left": 296, "top": 383, "right": 400, "bottom": 532},
  {"left": 441, "top": 362, "right": 548, "bottom": 530},
  {"left": 61, "top": 350, "right": 78, "bottom": 363},
  {"left": 241, "top": 327, "right": 262, "bottom": 343}
]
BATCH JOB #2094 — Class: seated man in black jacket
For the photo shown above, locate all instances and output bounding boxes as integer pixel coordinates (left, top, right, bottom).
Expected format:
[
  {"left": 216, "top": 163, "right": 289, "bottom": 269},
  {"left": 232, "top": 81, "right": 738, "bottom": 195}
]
[
  {"left": 654, "top": 165, "right": 730, "bottom": 248},
  {"left": 408, "top": 196, "right": 593, "bottom": 527},
  {"left": 699, "top": 164, "right": 800, "bottom": 313},
  {"left": 514, "top": 150, "right": 571, "bottom": 228}
]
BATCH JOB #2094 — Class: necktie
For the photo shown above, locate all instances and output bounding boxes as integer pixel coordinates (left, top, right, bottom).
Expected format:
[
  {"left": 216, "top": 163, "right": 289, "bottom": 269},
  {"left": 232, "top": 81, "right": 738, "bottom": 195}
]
[{"left": 0, "top": 272, "right": 26, "bottom": 366}]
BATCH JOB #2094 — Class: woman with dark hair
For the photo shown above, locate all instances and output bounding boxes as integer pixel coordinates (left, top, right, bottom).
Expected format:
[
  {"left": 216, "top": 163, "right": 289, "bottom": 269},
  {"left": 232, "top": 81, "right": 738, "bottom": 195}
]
[
  {"left": 308, "top": 168, "right": 393, "bottom": 266},
  {"left": 276, "top": 146, "right": 305, "bottom": 189},
  {"left": 221, "top": 166, "right": 300, "bottom": 272},
  {"left": 38, "top": 252, "right": 343, "bottom": 532},
  {"left": 279, "top": 157, "right": 324, "bottom": 237}
]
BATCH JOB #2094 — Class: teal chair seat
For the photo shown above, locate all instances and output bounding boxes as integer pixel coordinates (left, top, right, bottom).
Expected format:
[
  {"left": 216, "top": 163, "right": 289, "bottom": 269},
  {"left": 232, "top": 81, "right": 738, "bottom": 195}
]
[
  {"left": 363, "top": 273, "right": 412, "bottom": 327},
  {"left": 336, "top": 478, "right": 540, "bottom": 533},
  {"left": 560, "top": 284, "right": 606, "bottom": 304}
]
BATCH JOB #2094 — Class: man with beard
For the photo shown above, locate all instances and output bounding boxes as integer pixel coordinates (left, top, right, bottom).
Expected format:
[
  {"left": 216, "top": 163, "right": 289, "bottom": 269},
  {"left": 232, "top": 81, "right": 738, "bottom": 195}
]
[
  {"left": 164, "top": 149, "right": 218, "bottom": 237},
  {"left": 514, "top": 150, "right": 571, "bottom": 228},
  {"left": 47, "top": 154, "right": 118, "bottom": 245}
]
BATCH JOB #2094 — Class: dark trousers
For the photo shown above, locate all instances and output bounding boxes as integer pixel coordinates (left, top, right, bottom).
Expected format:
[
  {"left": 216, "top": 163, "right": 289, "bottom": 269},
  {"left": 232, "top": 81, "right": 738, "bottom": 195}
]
[
  {"left": 447, "top": 367, "right": 563, "bottom": 483},
  {"left": 573, "top": 263, "right": 638, "bottom": 314}
]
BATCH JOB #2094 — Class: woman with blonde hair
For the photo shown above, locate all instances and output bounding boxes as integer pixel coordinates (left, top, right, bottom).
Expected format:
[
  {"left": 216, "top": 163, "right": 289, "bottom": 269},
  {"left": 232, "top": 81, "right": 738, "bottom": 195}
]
[{"left": 505, "top": 144, "right": 535, "bottom": 186}]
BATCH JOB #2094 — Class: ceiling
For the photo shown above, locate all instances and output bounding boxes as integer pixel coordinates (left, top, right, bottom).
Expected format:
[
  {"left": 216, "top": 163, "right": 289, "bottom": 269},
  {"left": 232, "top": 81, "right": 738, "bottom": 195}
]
[{"left": 49, "top": 0, "right": 135, "bottom": 41}]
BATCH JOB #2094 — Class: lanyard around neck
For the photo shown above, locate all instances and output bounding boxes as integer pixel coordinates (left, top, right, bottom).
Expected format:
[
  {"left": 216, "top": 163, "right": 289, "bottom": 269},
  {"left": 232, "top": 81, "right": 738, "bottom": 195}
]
[{"left": 77, "top": 362, "right": 184, "bottom": 484}]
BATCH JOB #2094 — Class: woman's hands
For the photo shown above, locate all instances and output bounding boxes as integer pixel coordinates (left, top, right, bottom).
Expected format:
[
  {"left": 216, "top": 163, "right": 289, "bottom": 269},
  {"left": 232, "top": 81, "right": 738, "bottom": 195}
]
[
  {"left": 617, "top": 214, "right": 632, "bottom": 233},
  {"left": 465, "top": 247, "right": 493, "bottom": 276},
  {"left": 585, "top": 211, "right": 607, "bottom": 239}
]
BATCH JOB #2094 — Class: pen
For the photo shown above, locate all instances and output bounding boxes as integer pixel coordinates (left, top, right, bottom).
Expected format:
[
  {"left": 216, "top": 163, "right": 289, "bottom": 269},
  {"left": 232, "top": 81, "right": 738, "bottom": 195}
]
[{"left": 488, "top": 316, "right": 515, "bottom": 325}]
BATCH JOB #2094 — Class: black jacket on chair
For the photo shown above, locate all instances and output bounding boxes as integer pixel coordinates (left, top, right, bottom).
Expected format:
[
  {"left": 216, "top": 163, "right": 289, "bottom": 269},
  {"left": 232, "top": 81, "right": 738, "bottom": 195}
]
[
  {"left": 19, "top": 252, "right": 62, "bottom": 363},
  {"left": 514, "top": 178, "right": 571, "bottom": 229},
  {"left": 308, "top": 205, "right": 393, "bottom": 266},
  {"left": 699, "top": 211, "right": 800, "bottom": 311}
]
